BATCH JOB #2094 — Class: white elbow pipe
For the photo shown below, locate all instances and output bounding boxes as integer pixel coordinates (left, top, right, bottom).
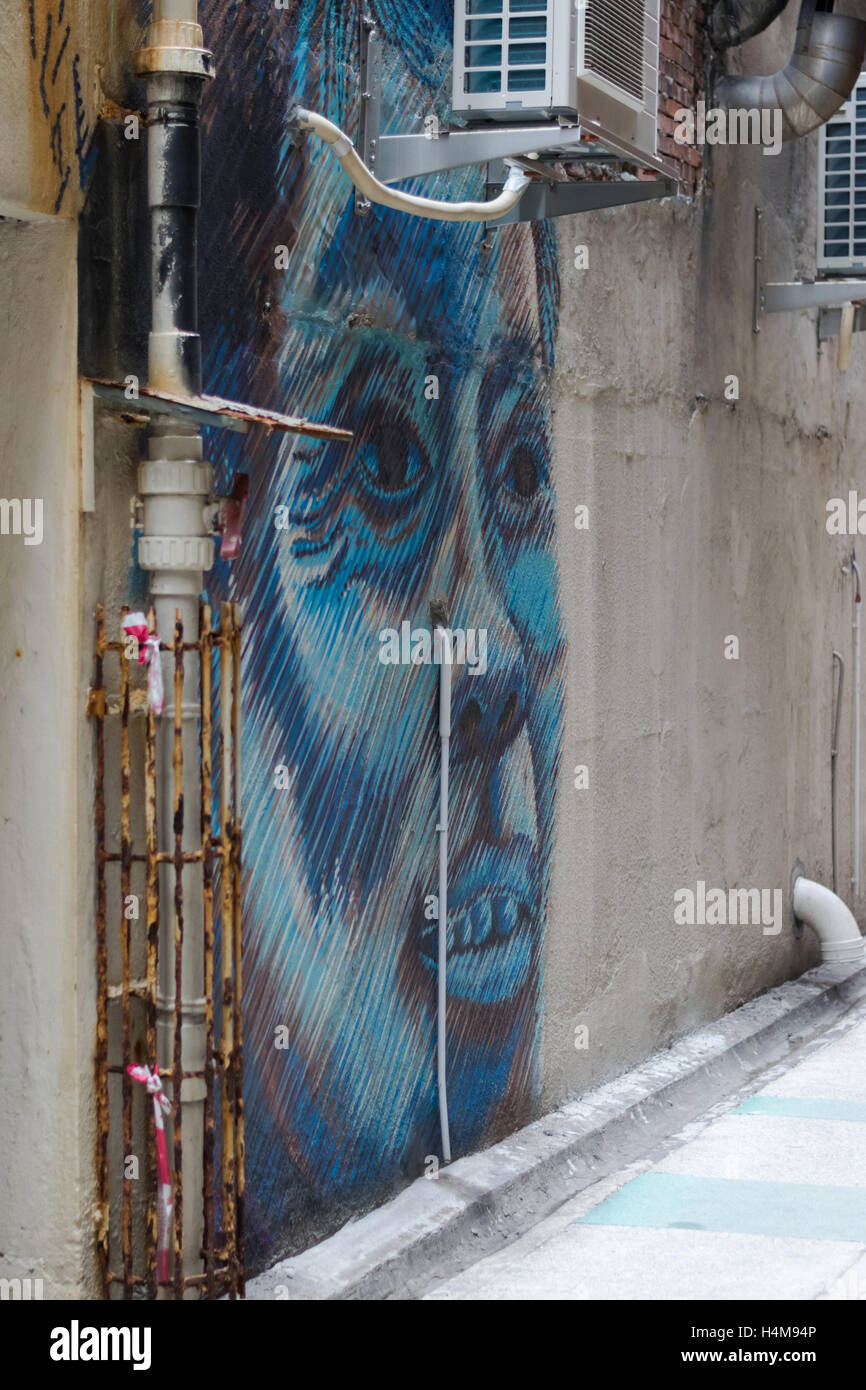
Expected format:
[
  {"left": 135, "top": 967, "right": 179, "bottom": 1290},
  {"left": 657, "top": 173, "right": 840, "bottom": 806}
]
[
  {"left": 793, "top": 875, "right": 865, "bottom": 964},
  {"left": 293, "top": 108, "right": 531, "bottom": 223}
]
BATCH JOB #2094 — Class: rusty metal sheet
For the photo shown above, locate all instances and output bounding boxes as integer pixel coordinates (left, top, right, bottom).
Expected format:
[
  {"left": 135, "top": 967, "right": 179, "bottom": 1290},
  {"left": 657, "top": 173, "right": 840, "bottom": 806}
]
[{"left": 85, "top": 377, "right": 352, "bottom": 442}]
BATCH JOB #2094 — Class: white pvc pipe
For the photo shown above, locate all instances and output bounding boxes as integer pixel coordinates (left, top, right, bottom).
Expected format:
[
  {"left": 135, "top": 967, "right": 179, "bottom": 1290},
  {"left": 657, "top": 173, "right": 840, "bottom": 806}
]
[
  {"left": 434, "top": 625, "right": 452, "bottom": 1163},
  {"left": 154, "top": 0, "right": 199, "bottom": 22},
  {"left": 852, "top": 558, "right": 862, "bottom": 897},
  {"left": 294, "top": 109, "right": 531, "bottom": 223},
  {"left": 793, "top": 875, "right": 865, "bottom": 964}
]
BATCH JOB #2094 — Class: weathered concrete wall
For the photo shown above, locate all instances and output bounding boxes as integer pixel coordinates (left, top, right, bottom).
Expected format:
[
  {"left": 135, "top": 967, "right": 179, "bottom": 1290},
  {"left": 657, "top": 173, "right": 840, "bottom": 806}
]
[
  {"left": 0, "top": 0, "right": 135, "bottom": 1300},
  {"left": 543, "top": 4, "right": 866, "bottom": 1103},
  {"left": 0, "top": 216, "right": 85, "bottom": 1298}
]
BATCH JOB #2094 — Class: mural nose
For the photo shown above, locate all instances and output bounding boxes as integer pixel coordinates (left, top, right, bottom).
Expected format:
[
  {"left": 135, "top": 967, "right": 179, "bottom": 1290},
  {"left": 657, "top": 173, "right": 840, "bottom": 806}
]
[{"left": 451, "top": 627, "right": 527, "bottom": 761}]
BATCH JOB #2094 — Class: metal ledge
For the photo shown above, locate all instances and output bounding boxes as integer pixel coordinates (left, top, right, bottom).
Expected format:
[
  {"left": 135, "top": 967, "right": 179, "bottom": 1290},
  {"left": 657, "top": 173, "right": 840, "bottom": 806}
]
[
  {"left": 764, "top": 280, "right": 866, "bottom": 314},
  {"left": 84, "top": 378, "right": 352, "bottom": 442},
  {"left": 373, "top": 124, "right": 678, "bottom": 187},
  {"left": 486, "top": 176, "right": 677, "bottom": 227}
]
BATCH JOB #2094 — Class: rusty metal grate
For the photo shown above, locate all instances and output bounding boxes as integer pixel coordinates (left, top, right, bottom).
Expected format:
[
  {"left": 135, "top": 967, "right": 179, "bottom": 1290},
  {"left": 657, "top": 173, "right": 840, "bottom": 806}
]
[{"left": 90, "top": 602, "right": 244, "bottom": 1299}]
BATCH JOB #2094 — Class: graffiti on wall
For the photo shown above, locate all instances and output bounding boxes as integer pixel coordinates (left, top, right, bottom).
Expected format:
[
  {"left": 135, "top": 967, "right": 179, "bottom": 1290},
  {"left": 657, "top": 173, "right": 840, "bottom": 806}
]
[
  {"left": 26, "top": 0, "right": 93, "bottom": 216},
  {"left": 199, "top": 0, "right": 565, "bottom": 1268}
]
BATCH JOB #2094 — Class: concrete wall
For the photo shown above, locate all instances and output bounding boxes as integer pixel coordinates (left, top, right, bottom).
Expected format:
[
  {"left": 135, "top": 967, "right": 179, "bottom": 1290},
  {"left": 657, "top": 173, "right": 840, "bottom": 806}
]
[
  {"left": 0, "top": 216, "right": 86, "bottom": 1298},
  {"left": 543, "top": 4, "right": 866, "bottom": 1105},
  {"left": 0, "top": 0, "right": 133, "bottom": 1300}
]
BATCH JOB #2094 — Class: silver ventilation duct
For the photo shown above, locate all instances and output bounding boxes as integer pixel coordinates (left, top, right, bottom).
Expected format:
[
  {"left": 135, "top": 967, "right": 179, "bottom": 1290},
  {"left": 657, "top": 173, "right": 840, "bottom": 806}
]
[{"left": 715, "top": 0, "right": 866, "bottom": 142}]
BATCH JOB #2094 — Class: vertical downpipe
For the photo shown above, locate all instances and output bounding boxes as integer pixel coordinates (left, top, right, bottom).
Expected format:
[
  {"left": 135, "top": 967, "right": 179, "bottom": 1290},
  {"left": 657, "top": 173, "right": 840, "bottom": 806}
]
[{"left": 134, "top": 1, "right": 214, "bottom": 1295}]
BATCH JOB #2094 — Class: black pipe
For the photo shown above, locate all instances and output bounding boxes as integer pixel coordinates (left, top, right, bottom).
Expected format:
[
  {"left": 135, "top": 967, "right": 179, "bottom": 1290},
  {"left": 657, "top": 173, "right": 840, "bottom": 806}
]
[{"left": 147, "top": 73, "right": 206, "bottom": 397}]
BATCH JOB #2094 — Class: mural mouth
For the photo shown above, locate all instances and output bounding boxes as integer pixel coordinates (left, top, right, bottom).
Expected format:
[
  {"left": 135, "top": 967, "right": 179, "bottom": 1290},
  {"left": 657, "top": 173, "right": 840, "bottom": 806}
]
[{"left": 417, "top": 842, "right": 538, "bottom": 1003}]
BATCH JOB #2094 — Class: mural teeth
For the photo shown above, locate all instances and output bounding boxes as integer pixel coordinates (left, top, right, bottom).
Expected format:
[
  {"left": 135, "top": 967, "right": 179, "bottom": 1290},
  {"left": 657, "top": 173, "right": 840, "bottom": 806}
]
[
  {"left": 494, "top": 896, "right": 518, "bottom": 937},
  {"left": 470, "top": 899, "right": 492, "bottom": 946}
]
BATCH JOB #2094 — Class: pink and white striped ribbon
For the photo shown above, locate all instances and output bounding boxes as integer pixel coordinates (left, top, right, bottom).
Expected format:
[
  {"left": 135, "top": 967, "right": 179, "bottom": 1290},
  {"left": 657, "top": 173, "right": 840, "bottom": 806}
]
[{"left": 127, "top": 1063, "right": 173, "bottom": 1284}]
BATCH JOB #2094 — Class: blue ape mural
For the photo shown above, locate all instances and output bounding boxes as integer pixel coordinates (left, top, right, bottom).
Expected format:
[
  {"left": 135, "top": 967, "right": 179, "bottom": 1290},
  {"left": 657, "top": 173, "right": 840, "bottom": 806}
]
[{"left": 199, "top": 0, "right": 565, "bottom": 1270}]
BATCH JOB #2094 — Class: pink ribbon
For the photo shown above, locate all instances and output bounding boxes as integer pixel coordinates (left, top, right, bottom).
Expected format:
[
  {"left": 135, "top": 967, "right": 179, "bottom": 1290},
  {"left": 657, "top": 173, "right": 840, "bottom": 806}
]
[
  {"left": 127, "top": 1063, "right": 173, "bottom": 1283},
  {"left": 121, "top": 614, "right": 164, "bottom": 716}
]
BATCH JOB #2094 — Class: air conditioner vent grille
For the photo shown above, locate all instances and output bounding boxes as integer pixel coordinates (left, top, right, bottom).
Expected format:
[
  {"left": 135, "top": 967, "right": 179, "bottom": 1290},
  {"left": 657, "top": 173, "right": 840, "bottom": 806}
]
[
  {"left": 585, "top": 0, "right": 646, "bottom": 103},
  {"left": 818, "top": 73, "right": 866, "bottom": 271}
]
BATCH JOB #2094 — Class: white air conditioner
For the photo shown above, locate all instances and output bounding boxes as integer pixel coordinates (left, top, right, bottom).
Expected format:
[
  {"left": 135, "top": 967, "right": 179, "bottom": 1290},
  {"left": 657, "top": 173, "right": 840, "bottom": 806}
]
[
  {"left": 452, "top": 0, "right": 659, "bottom": 157},
  {"left": 818, "top": 71, "right": 866, "bottom": 273}
]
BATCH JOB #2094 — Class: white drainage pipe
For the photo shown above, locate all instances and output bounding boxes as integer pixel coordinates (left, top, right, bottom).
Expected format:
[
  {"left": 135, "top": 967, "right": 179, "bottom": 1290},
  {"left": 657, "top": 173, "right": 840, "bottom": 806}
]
[{"left": 793, "top": 875, "right": 865, "bottom": 964}]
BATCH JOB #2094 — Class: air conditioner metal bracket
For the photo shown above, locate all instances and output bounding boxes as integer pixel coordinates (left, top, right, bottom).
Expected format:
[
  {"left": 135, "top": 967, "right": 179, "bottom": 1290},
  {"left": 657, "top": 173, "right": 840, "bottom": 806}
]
[
  {"left": 483, "top": 169, "right": 678, "bottom": 227},
  {"left": 753, "top": 208, "right": 866, "bottom": 339},
  {"left": 357, "top": 17, "right": 679, "bottom": 223}
]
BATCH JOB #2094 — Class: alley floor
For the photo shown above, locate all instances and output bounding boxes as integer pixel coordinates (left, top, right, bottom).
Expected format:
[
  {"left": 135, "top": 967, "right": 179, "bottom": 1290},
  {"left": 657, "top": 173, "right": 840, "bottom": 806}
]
[{"left": 421, "top": 996, "right": 866, "bottom": 1301}]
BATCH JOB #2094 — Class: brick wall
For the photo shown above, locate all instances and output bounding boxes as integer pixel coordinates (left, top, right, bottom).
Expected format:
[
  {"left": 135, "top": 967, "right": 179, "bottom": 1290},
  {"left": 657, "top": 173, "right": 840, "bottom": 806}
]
[{"left": 659, "top": 0, "right": 706, "bottom": 196}]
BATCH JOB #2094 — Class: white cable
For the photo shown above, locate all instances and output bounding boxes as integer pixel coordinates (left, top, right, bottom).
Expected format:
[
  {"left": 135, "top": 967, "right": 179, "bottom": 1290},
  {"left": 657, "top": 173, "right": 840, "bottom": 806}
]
[
  {"left": 434, "top": 624, "right": 452, "bottom": 1164},
  {"left": 293, "top": 108, "right": 531, "bottom": 223}
]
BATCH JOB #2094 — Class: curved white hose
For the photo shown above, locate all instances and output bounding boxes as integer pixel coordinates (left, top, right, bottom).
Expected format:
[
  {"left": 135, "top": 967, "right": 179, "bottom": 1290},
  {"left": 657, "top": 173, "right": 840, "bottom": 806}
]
[{"left": 294, "top": 108, "right": 531, "bottom": 223}]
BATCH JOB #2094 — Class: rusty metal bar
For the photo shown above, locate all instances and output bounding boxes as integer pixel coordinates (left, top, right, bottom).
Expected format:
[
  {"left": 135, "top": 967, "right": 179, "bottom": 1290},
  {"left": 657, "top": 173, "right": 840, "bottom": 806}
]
[
  {"left": 144, "top": 606, "right": 160, "bottom": 1297},
  {"left": 102, "top": 640, "right": 208, "bottom": 655},
  {"left": 219, "top": 602, "right": 236, "bottom": 1293},
  {"left": 106, "top": 1270, "right": 232, "bottom": 1291},
  {"left": 172, "top": 613, "right": 185, "bottom": 1299},
  {"left": 200, "top": 603, "right": 216, "bottom": 1300},
  {"left": 101, "top": 850, "right": 205, "bottom": 865},
  {"left": 231, "top": 602, "right": 245, "bottom": 1296},
  {"left": 119, "top": 608, "right": 133, "bottom": 1297},
  {"left": 94, "top": 607, "right": 110, "bottom": 1295},
  {"left": 95, "top": 603, "right": 244, "bottom": 1298}
]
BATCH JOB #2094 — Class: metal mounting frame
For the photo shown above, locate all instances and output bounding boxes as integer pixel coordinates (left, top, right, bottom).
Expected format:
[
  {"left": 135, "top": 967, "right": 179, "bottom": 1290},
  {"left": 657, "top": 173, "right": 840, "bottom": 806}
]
[
  {"left": 753, "top": 205, "right": 866, "bottom": 340},
  {"left": 356, "top": 17, "right": 679, "bottom": 225}
]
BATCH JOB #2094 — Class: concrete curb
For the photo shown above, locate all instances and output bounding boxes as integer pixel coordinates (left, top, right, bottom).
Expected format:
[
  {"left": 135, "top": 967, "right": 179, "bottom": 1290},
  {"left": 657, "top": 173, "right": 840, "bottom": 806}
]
[{"left": 246, "top": 961, "right": 866, "bottom": 1300}]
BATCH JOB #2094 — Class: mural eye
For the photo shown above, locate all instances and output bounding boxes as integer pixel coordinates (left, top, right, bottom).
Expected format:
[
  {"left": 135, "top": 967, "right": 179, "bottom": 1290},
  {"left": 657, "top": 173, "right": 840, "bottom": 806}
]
[
  {"left": 358, "top": 417, "right": 429, "bottom": 496},
  {"left": 504, "top": 443, "right": 542, "bottom": 499}
]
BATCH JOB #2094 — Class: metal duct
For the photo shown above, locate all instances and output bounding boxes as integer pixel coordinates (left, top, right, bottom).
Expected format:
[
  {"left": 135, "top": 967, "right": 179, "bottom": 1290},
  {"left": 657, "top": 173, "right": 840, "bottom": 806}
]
[
  {"left": 715, "top": 0, "right": 866, "bottom": 142},
  {"left": 710, "top": 0, "right": 790, "bottom": 51}
]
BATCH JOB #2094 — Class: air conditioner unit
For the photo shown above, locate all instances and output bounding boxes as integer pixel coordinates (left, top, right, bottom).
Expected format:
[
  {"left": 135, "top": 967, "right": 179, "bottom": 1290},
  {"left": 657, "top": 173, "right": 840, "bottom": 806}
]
[
  {"left": 818, "top": 71, "right": 866, "bottom": 273},
  {"left": 452, "top": 0, "right": 660, "bottom": 157}
]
